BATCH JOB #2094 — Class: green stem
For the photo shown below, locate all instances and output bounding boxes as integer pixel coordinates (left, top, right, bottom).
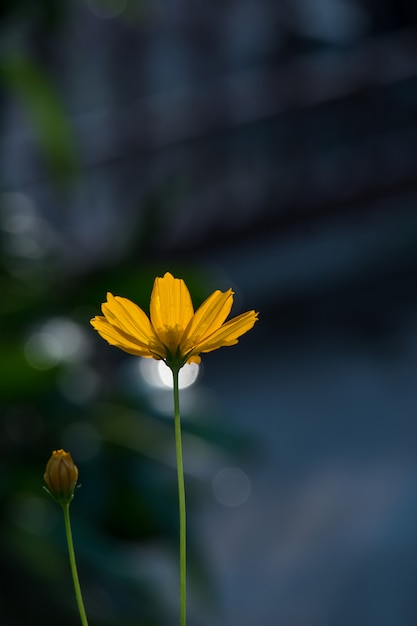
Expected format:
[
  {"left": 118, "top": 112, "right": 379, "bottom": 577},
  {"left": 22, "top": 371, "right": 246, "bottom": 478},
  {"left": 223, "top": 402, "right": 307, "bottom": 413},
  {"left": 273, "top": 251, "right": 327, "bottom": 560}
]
[
  {"left": 172, "top": 367, "right": 187, "bottom": 626},
  {"left": 62, "top": 503, "right": 89, "bottom": 626}
]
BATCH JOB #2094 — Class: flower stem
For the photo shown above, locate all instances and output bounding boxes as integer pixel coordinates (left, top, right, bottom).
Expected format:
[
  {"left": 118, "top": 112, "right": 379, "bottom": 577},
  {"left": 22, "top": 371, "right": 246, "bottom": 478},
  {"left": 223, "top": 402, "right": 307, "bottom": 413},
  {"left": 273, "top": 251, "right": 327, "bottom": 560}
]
[
  {"left": 62, "top": 503, "right": 89, "bottom": 626},
  {"left": 172, "top": 367, "right": 187, "bottom": 626}
]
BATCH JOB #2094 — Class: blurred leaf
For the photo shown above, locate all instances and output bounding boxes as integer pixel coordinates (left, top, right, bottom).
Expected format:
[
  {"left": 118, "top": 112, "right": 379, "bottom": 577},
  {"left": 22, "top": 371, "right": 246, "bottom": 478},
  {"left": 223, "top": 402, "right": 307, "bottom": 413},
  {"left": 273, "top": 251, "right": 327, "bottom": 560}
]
[{"left": 0, "top": 51, "right": 78, "bottom": 183}]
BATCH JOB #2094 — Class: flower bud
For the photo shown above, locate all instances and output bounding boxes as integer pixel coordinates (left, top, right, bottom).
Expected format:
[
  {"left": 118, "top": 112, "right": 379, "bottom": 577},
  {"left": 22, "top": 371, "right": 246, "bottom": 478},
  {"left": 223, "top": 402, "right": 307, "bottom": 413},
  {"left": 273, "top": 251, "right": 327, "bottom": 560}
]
[{"left": 44, "top": 449, "right": 78, "bottom": 505}]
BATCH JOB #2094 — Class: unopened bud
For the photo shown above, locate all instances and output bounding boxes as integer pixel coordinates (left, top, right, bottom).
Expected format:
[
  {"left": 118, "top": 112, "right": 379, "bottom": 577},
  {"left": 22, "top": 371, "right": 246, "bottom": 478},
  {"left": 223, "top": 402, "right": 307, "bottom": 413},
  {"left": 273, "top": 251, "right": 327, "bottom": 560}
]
[{"left": 44, "top": 449, "right": 78, "bottom": 505}]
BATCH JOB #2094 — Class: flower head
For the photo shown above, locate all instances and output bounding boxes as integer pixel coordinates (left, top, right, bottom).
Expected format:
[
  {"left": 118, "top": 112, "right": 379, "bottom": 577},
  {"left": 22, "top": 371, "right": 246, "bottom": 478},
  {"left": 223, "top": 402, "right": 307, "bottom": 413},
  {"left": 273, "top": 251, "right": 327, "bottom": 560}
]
[
  {"left": 91, "top": 272, "right": 258, "bottom": 370},
  {"left": 44, "top": 449, "right": 78, "bottom": 506}
]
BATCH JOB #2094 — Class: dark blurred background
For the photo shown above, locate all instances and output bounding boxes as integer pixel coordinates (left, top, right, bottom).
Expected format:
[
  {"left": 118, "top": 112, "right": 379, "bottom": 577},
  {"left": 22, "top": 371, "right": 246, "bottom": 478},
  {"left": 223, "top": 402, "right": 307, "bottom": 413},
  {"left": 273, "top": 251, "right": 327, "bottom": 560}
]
[{"left": 1, "top": 1, "right": 417, "bottom": 625}]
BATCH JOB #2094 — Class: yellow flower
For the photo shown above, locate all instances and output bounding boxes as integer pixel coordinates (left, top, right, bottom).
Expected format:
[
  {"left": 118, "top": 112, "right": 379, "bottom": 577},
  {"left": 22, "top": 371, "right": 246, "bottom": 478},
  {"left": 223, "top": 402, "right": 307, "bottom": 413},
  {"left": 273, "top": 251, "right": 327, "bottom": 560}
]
[
  {"left": 44, "top": 449, "right": 78, "bottom": 505},
  {"left": 91, "top": 272, "right": 258, "bottom": 369}
]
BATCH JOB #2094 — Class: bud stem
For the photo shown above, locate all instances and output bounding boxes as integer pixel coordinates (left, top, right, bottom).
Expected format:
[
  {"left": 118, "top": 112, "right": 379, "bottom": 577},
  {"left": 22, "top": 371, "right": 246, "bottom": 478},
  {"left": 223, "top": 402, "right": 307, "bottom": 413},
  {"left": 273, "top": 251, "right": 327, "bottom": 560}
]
[{"left": 62, "top": 503, "right": 89, "bottom": 626}]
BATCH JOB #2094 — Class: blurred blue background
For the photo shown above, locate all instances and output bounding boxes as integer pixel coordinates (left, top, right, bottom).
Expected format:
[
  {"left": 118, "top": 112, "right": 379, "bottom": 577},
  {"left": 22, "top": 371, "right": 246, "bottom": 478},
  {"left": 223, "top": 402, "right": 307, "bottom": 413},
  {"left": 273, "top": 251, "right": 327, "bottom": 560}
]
[{"left": 1, "top": 1, "right": 417, "bottom": 625}]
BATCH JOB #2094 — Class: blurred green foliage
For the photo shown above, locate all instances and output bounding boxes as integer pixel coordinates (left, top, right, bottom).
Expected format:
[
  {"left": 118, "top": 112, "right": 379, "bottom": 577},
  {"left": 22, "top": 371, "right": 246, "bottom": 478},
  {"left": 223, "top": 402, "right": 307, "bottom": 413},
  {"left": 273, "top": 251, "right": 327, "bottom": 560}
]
[
  {"left": 0, "top": 0, "right": 77, "bottom": 186},
  {"left": 0, "top": 52, "right": 78, "bottom": 183}
]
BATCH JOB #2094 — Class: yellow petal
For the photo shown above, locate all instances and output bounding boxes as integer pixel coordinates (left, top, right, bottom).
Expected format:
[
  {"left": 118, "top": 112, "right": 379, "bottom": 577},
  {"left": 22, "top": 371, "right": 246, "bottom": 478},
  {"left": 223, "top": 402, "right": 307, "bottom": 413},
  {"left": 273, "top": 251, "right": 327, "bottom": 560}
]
[
  {"left": 181, "top": 289, "right": 234, "bottom": 353},
  {"left": 91, "top": 293, "right": 166, "bottom": 358},
  {"left": 102, "top": 293, "right": 156, "bottom": 346},
  {"left": 190, "top": 310, "right": 259, "bottom": 355},
  {"left": 91, "top": 316, "right": 155, "bottom": 357},
  {"left": 186, "top": 354, "right": 201, "bottom": 365},
  {"left": 150, "top": 272, "right": 194, "bottom": 352}
]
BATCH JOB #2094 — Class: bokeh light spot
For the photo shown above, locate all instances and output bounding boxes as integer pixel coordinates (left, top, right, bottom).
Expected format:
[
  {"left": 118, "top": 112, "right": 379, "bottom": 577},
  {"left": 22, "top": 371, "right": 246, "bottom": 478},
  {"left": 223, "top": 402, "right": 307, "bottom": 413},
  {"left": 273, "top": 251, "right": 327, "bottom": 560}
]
[
  {"left": 87, "top": 0, "right": 127, "bottom": 19},
  {"left": 212, "top": 467, "right": 252, "bottom": 507},
  {"left": 139, "top": 358, "right": 199, "bottom": 389},
  {"left": 24, "top": 332, "right": 62, "bottom": 370},
  {"left": 0, "top": 192, "right": 36, "bottom": 233},
  {"left": 42, "top": 317, "right": 90, "bottom": 362},
  {"left": 24, "top": 317, "right": 91, "bottom": 370}
]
